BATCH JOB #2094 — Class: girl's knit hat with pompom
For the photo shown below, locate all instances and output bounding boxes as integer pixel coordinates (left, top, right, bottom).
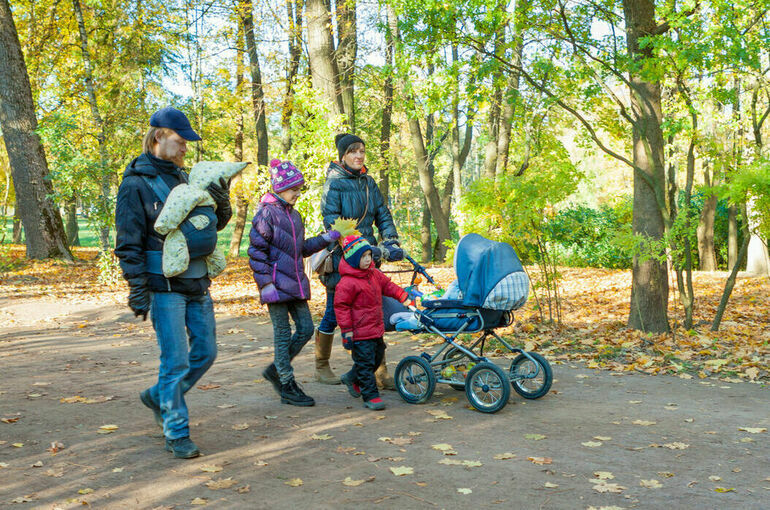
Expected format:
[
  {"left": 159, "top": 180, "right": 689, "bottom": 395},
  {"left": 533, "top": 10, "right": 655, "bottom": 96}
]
[{"left": 269, "top": 159, "right": 304, "bottom": 192}]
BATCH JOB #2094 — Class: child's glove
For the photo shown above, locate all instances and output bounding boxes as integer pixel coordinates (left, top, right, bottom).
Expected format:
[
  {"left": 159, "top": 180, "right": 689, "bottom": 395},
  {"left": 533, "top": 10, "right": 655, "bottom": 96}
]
[
  {"left": 341, "top": 331, "right": 354, "bottom": 350},
  {"left": 405, "top": 286, "right": 423, "bottom": 303},
  {"left": 260, "top": 283, "right": 280, "bottom": 304},
  {"left": 383, "top": 239, "right": 404, "bottom": 261},
  {"left": 322, "top": 229, "right": 341, "bottom": 243}
]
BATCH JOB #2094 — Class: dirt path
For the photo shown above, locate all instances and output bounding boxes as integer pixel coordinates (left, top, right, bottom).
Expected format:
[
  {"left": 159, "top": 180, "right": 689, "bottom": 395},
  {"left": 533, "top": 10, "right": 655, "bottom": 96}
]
[{"left": 1, "top": 297, "right": 768, "bottom": 509}]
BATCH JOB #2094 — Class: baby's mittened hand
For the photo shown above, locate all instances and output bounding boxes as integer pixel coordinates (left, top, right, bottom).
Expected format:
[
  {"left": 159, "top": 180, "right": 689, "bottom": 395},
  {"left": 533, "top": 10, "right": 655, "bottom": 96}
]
[{"left": 341, "top": 331, "right": 354, "bottom": 350}]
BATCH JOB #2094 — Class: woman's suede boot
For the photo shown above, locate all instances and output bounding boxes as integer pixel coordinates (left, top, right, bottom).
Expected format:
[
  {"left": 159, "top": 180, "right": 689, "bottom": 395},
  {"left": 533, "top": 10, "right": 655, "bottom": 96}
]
[
  {"left": 375, "top": 353, "right": 396, "bottom": 390},
  {"left": 315, "top": 330, "right": 341, "bottom": 384}
]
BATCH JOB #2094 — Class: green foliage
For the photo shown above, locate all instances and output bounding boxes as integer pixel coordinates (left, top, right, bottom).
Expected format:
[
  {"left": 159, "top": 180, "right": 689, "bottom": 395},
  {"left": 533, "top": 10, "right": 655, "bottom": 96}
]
[
  {"left": 96, "top": 250, "right": 121, "bottom": 287},
  {"left": 720, "top": 157, "right": 770, "bottom": 241},
  {"left": 546, "top": 200, "right": 633, "bottom": 269}
]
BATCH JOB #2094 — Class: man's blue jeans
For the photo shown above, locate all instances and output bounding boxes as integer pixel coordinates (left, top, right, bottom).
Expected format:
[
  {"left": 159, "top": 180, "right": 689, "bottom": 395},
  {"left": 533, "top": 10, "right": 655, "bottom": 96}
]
[
  {"left": 148, "top": 291, "right": 217, "bottom": 440},
  {"left": 318, "top": 288, "right": 337, "bottom": 334}
]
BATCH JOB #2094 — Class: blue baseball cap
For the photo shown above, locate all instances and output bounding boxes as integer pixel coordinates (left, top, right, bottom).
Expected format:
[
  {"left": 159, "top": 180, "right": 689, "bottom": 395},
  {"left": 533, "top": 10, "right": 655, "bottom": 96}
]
[{"left": 149, "top": 107, "right": 201, "bottom": 141}]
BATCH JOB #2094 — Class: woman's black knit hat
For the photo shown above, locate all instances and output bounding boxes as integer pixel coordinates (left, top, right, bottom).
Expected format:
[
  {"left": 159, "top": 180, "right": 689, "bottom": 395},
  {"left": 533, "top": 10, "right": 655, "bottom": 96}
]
[{"left": 335, "top": 133, "right": 365, "bottom": 161}]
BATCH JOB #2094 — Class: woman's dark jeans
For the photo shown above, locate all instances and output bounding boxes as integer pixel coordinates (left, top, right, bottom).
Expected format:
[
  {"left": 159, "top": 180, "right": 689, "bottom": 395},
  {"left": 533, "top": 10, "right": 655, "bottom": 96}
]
[{"left": 318, "top": 289, "right": 337, "bottom": 334}]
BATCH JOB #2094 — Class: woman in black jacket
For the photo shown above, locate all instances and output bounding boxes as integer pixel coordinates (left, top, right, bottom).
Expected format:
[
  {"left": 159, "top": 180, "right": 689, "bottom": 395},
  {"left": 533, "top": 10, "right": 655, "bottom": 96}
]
[{"left": 315, "top": 133, "right": 404, "bottom": 388}]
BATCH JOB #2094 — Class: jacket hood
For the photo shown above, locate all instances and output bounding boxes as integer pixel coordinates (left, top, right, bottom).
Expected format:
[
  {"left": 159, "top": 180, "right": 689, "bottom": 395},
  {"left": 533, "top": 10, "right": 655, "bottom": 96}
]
[
  {"left": 327, "top": 161, "right": 368, "bottom": 179},
  {"left": 260, "top": 192, "right": 292, "bottom": 210},
  {"left": 123, "top": 153, "right": 159, "bottom": 178},
  {"left": 338, "top": 256, "right": 373, "bottom": 277}
]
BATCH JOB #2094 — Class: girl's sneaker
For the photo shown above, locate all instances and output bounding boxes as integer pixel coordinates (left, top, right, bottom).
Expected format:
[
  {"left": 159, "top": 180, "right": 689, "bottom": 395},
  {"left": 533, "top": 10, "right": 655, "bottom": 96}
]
[
  {"left": 340, "top": 372, "right": 361, "bottom": 398},
  {"left": 363, "top": 397, "right": 385, "bottom": 410}
]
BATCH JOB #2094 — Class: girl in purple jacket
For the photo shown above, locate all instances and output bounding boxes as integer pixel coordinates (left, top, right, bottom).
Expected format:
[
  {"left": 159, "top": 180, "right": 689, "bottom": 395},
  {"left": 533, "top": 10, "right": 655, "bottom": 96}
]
[{"left": 248, "top": 159, "right": 340, "bottom": 406}]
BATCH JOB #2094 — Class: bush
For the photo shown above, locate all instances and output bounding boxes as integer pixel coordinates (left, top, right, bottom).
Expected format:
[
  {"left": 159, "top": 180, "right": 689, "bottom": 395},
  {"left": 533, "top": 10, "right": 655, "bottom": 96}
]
[{"left": 546, "top": 200, "right": 633, "bottom": 269}]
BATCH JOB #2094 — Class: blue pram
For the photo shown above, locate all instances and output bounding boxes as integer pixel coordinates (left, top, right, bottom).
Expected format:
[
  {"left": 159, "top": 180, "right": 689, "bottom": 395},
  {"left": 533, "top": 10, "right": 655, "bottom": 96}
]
[{"left": 387, "top": 233, "right": 552, "bottom": 413}]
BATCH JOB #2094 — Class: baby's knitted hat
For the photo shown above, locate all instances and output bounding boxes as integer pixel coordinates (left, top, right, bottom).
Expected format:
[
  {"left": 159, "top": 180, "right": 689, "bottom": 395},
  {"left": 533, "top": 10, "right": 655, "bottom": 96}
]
[
  {"left": 269, "top": 159, "right": 304, "bottom": 192},
  {"left": 342, "top": 235, "right": 372, "bottom": 269}
]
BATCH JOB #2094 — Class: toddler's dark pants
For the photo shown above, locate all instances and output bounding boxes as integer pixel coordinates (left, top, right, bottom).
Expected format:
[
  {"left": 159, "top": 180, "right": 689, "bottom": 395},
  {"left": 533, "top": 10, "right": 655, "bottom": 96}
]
[{"left": 350, "top": 337, "right": 386, "bottom": 401}]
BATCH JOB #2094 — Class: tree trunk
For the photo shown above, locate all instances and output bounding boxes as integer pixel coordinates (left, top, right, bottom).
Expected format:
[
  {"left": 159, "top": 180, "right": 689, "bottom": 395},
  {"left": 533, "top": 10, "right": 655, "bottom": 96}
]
[
  {"left": 65, "top": 197, "right": 80, "bottom": 247},
  {"left": 623, "top": 0, "right": 669, "bottom": 333},
  {"left": 72, "top": 0, "right": 110, "bottom": 251},
  {"left": 12, "top": 196, "right": 22, "bottom": 243},
  {"left": 450, "top": 45, "right": 473, "bottom": 209},
  {"left": 696, "top": 161, "right": 717, "bottom": 271},
  {"left": 240, "top": 0, "right": 268, "bottom": 166},
  {"left": 421, "top": 199, "right": 432, "bottom": 263},
  {"left": 711, "top": 233, "right": 750, "bottom": 331},
  {"left": 496, "top": 38, "right": 522, "bottom": 177},
  {"left": 745, "top": 75, "right": 770, "bottom": 275},
  {"left": 229, "top": 20, "right": 248, "bottom": 259},
  {"left": 281, "top": 0, "right": 302, "bottom": 152},
  {"left": 728, "top": 204, "right": 739, "bottom": 268},
  {"left": 0, "top": 0, "right": 72, "bottom": 260},
  {"left": 379, "top": 7, "right": 394, "bottom": 204},
  {"left": 306, "top": 0, "right": 344, "bottom": 118},
  {"left": 336, "top": 0, "right": 356, "bottom": 130}
]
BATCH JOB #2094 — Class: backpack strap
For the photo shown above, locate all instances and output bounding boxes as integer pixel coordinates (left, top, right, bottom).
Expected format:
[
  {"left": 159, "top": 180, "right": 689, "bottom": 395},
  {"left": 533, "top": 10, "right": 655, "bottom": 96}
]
[{"left": 140, "top": 174, "right": 173, "bottom": 204}]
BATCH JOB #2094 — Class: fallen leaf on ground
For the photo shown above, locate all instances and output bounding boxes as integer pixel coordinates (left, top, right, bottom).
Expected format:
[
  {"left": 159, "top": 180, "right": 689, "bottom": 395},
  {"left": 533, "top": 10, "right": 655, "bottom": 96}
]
[
  {"left": 191, "top": 497, "right": 208, "bottom": 505},
  {"left": 432, "top": 443, "right": 455, "bottom": 454},
  {"left": 544, "top": 482, "right": 559, "bottom": 488},
  {"left": 628, "top": 400, "right": 642, "bottom": 404},
  {"left": 709, "top": 476, "right": 721, "bottom": 481},
  {"left": 206, "top": 478, "right": 238, "bottom": 490},
  {"left": 657, "top": 471, "right": 675, "bottom": 478},
  {"left": 426, "top": 410, "right": 452, "bottom": 420},
  {"left": 527, "top": 457, "right": 552, "bottom": 465},
  {"left": 112, "top": 467, "right": 124, "bottom": 473},
  {"left": 714, "top": 487, "right": 735, "bottom": 493},
  {"left": 98, "top": 424, "right": 119, "bottom": 434},
  {"left": 31, "top": 461, "right": 43, "bottom": 467},
  {"left": 738, "top": 427, "right": 766, "bottom": 433},
  {"left": 390, "top": 466, "right": 414, "bottom": 476},
  {"left": 594, "top": 436, "right": 611, "bottom": 441},
  {"left": 197, "top": 384, "right": 221, "bottom": 390},
  {"left": 0, "top": 462, "right": 8, "bottom": 468},
  {"left": 12, "top": 443, "right": 23, "bottom": 447},
  {"left": 525, "top": 434, "right": 547, "bottom": 440},
  {"left": 47, "top": 441, "right": 65, "bottom": 453},
  {"left": 285, "top": 478, "right": 303, "bottom": 486},
  {"left": 254, "top": 460, "right": 268, "bottom": 466},
  {"left": 200, "top": 465, "right": 223, "bottom": 473},
  {"left": 237, "top": 485, "right": 250, "bottom": 493},
  {"left": 11, "top": 497, "right": 33, "bottom": 503},
  {"left": 593, "top": 471, "right": 614, "bottom": 480},
  {"left": 663, "top": 442, "right": 689, "bottom": 450},
  {"left": 633, "top": 420, "right": 656, "bottom": 426},
  {"left": 311, "top": 433, "right": 333, "bottom": 440},
  {"left": 592, "top": 480, "right": 626, "bottom": 493},
  {"left": 493, "top": 452, "right": 516, "bottom": 460},
  {"left": 217, "top": 404, "right": 236, "bottom": 409},
  {"left": 457, "top": 488, "right": 472, "bottom": 494},
  {"left": 231, "top": 423, "right": 249, "bottom": 431},
  {"left": 640, "top": 479, "right": 662, "bottom": 488},
  {"left": 78, "top": 488, "right": 94, "bottom": 495},
  {"left": 582, "top": 441, "right": 602, "bottom": 447},
  {"left": 343, "top": 477, "right": 365, "bottom": 487},
  {"left": 1, "top": 417, "right": 20, "bottom": 423},
  {"left": 438, "top": 459, "right": 482, "bottom": 467}
]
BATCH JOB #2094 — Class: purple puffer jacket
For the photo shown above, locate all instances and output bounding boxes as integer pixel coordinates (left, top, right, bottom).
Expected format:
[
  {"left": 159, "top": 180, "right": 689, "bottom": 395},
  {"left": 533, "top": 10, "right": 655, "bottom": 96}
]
[{"left": 248, "top": 193, "right": 329, "bottom": 303}]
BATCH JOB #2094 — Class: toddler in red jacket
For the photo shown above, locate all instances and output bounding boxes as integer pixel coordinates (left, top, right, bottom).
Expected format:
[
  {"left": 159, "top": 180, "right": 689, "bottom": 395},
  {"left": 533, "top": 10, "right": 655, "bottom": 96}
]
[{"left": 334, "top": 235, "right": 409, "bottom": 410}]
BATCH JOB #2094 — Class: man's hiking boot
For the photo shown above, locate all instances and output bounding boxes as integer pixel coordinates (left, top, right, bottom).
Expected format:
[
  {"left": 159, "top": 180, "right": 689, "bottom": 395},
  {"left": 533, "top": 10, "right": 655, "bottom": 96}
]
[
  {"left": 340, "top": 372, "right": 361, "bottom": 398},
  {"left": 165, "top": 436, "right": 200, "bottom": 459},
  {"left": 262, "top": 364, "right": 281, "bottom": 396},
  {"left": 363, "top": 397, "right": 386, "bottom": 410},
  {"left": 280, "top": 379, "right": 315, "bottom": 407},
  {"left": 139, "top": 389, "right": 162, "bottom": 428}
]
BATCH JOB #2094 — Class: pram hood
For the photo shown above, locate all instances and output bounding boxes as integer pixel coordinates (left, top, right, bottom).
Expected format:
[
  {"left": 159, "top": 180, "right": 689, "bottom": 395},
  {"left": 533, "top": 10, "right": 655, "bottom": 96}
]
[{"left": 453, "top": 233, "right": 529, "bottom": 311}]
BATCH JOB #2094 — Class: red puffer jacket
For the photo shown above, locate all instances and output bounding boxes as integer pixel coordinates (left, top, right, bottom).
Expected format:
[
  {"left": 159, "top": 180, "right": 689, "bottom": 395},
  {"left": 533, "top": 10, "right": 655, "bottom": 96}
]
[{"left": 334, "top": 257, "right": 407, "bottom": 341}]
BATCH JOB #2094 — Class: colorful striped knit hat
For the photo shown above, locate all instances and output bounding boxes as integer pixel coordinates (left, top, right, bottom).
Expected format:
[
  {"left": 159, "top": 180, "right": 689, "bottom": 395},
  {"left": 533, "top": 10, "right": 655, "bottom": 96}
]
[{"left": 342, "top": 235, "right": 372, "bottom": 269}]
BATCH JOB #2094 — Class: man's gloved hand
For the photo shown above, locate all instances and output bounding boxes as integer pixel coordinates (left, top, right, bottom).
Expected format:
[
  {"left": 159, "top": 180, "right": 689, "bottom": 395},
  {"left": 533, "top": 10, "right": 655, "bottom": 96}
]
[
  {"left": 341, "top": 331, "right": 354, "bottom": 350},
  {"left": 260, "top": 283, "right": 280, "bottom": 304},
  {"left": 322, "top": 230, "right": 341, "bottom": 243},
  {"left": 207, "top": 177, "right": 231, "bottom": 213},
  {"left": 370, "top": 245, "right": 382, "bottom": 263},
  {"left": 127, "top": 276, "right": 150, "bottom": 321},
  {"left": 383, "top": 239, "right": 404, "bottom": 261}
]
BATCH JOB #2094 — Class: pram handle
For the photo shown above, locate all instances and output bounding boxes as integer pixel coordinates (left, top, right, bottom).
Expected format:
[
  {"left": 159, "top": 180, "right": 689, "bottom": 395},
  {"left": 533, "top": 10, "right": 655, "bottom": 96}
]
[{"left": 378, "top": 244, "right": 441, "bottom": 289}]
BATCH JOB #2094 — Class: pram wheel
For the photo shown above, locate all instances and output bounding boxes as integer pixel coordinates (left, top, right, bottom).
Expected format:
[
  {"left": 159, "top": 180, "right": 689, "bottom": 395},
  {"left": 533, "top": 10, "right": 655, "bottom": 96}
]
[
  {"left": 465, "top": 362, "right": 510, "bottom": 413},
  {"left": 510, "top": 352, "right": 552, "bottom": 399},
  {"left": 395, "top": 356, "right": 436, "bottom": 404}
]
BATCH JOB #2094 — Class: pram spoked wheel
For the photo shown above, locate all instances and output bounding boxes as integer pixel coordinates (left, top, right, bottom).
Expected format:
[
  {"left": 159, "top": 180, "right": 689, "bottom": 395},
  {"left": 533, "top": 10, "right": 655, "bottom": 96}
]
[
  {"left": 509, "top": 352, "right": 552, "bottom": 399},
  {"left": 465, "top": 362, "right": 510, "bottom": 413},
  {"left": 395, "top": 356, "right": 436, "bottom": 404}
]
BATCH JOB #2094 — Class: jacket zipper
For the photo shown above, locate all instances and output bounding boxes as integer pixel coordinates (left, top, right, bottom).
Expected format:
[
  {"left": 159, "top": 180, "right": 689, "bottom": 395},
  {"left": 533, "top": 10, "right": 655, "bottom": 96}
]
[{"left": 285, "top": 207, "right": 305, "bottom": 299}]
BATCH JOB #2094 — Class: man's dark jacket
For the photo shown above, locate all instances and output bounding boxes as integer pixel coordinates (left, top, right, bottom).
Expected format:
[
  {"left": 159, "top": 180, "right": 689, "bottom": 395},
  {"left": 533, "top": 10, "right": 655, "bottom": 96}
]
[{"left": 114, "top": 153, "right": 231, "bottom": 295}]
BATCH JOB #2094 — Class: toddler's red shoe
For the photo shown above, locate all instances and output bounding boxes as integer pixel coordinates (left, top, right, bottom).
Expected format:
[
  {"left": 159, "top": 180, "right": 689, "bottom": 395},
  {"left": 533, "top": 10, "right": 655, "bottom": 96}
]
[
  {"left": 340, "top": 372, "right": 361, "bottom": 398},
  {"left": 363, "top": 397, "right": 385, "bottom": 410}
]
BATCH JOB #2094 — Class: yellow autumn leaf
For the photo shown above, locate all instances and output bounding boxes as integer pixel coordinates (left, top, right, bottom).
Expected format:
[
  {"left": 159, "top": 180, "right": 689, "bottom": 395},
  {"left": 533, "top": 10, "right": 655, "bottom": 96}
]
[
  {"left": 457, "top": 488, "right": 472, "bottom": 494},
  {"left": 524, "top": 434, "right": 546, "bottom": 440},
  {"left": 199, "top": 465, "right": 223, "bottom": 473},
  {"left": 191, "top": 497, "right": 208, "bottom": 505},
  {"left": 342, "top": 477, "right": 365, "bottom": 487},
  {"left": 78, "top": 488, "right": 94, "bottom": 495},
  {"left": 738, "top": 427, "right": 766, "bottom": 433},
  {"left": 714, "top": 487, "right": 735, "bottom": 493},
  {"left": 632, "top": 419, "right": 656, "bottom": 426},
  {"left": 311, "top": 433, "right": 334, "bottom": 440},
  {"left": 426, "top": 410, "right": 452, "bottom": 420},
  {"left": 389, "top": 466, "right": 414, "bottom": 476},
  {"left": 231, "top": 423, "right": 249, "bottom": 431},
  {"left": 582, "top": 441, "right": 602, "bottom": 447},
  {"left": 493, "top": 452, "right": 516, "bottom": 460},
  {"left": 285, "top": 478, "right": 304, "bottom": 487},
  {"left": 592, "top": 480, "right": 626, "bottom": 493},
  {"left": 527, "top": 456, "right": 552, "bottom": 465},
  {"left": 593, "top": 471, "right": 614, "bottom": 480},
  {"left": 206, "top": 478, "right": 237, "bottom": 490},
  {"left": 544, "top": 482, "right": 559, "bottom": 488},
  {"left": 640, "top": 479, "right": 662, "bottom": 488}
]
